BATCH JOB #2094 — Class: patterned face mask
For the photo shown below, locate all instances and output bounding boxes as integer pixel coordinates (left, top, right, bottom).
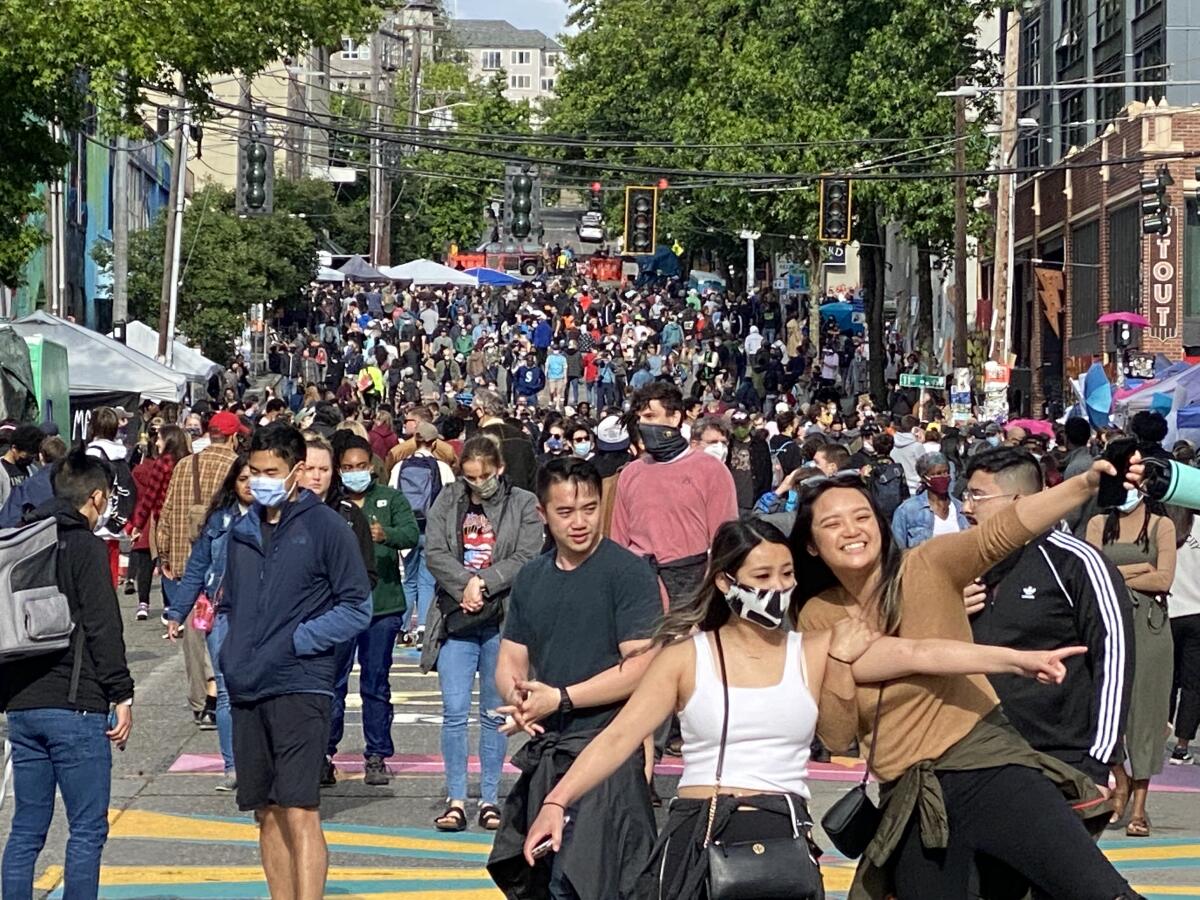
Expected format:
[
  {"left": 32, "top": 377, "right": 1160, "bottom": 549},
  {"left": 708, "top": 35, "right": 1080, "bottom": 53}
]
[{"left": 722, "top": 576, "right": 795, "bottom": 630}]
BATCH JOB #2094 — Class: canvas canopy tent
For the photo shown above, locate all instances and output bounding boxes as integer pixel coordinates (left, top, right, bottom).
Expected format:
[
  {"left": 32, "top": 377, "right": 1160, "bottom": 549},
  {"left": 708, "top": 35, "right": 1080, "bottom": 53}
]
[
  {"left": 317, "top": 265, "right": 346, "bottom": 283},
  {"left": 1112, "top": 360, "right": 1200, "bottom": 446},
  {"left": 381, "top": 259, "right": 478, "bottom": 286},
  {"left": 463, "top": 266, "right": 523, "bottom": 286},
  {"left": 9, "top": 311, "right": 186, "bottom": 405},
  {"left": 114, "top": 320, "right": 221, "bottom": 384},
  {"left": 338, "top": 255, "right": 387, "bottom": 282}
]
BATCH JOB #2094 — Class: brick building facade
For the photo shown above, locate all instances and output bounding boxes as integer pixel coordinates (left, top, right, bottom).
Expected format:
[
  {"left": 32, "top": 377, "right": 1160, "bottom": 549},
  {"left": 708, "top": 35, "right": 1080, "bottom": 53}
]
[{"left": 995, "top": 101, "right": 1200, "bottom": 413}]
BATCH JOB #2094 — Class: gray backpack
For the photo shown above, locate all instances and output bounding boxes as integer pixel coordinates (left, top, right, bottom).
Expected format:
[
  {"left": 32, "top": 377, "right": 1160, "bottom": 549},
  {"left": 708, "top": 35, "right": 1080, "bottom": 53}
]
[{"left": 0, "top": 517, "right": 78, "bottom": 671}]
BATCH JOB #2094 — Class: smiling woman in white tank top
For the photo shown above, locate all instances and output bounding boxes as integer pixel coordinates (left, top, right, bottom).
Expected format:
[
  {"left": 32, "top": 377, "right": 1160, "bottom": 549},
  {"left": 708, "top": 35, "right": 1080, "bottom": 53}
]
[{"left": 518, "top": 517, "right": 1089, "bottom": 899}]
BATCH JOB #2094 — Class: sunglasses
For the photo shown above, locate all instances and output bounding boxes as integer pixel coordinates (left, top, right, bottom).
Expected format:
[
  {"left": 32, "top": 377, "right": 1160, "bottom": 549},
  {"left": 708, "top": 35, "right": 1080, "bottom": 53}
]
[{"left": 799, "top": 471, "right": 867, "bottom": 490}]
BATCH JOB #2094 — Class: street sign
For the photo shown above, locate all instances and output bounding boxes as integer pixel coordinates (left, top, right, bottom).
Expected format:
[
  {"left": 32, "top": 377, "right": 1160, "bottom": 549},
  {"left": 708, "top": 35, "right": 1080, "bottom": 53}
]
[
  {"left": 900, "top": 373, "right": 945, "bottom": 389},
  {"left": 826, "top": 244, "right": 847, "bottom": 268}
]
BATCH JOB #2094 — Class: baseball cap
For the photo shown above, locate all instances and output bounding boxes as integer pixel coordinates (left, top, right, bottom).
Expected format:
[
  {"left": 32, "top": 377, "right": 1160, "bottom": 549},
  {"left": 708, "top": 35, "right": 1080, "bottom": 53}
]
[
  {"left": 414, "top": 421, "right": 439, "bottom": 442},
  {"left": 209, "top": 410, "right": 249, "bottom": 436},
  {"left": 595, "top": 415, "right": 630, "bottom": 452},
  {"left": 730, "top": 410, "right": 750, "bottom": 424},
  {"left": 111, "top": 406, "right": 132, "bottom": 420}
]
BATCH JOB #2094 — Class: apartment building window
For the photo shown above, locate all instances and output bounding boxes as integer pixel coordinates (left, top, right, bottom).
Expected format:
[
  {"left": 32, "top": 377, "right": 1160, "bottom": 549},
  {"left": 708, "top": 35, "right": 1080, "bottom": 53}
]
[
  {"left": 511, "top": 50, "right": 531, "bottom": 65},
  {"left": 1020, "top": 14, "right": 1042, "bottom": 87},
  {"left": 510, "top": 74, "right": 531, "bottom": 89},
  {"left": 1061, "top": 91, "right": 1087, "bottom": 150},
  {"left": 541, "top": 77, "right": 555, "bottom": 92},
  {"left": 340, "top": 37, "right": 369, "bottom": 60},
  {"left": 1097, "top": 0, "right": 1124, "bottom": 43},
  {"left": 481, "top": 50, "right": 502, "bottom": 70},
  {"left": 1109, "top": 204, "right": 1140, "bottom": 313},
  {"left": 1057, "top": 0, "right": 1084, "bottom": 69},
  {"left": 546, "top": 53, "right": 560, "bottom": 67},
  {"left": 1135, "top": 0, "right": 1162, "bottom": 13},
  {"left": 1095, "top": 64, "right": 1126, "bottom": 128},
  {"left": 1136, "top": 35, "right": 1166, "bottom": 102},
  {"left": 1070, "top": 221, "right": 1100, "bottom": 344}
]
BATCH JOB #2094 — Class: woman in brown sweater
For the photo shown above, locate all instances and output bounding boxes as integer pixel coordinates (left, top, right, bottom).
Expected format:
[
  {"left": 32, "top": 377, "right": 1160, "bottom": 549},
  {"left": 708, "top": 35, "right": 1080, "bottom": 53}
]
[{"left": 792, "top": 462, "right": 1145, "bottom": 900}]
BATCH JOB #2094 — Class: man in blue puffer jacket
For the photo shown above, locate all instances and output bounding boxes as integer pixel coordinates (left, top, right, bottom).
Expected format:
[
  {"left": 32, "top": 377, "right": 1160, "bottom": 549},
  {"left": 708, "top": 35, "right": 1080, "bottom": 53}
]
[{"left": 220, "top": 424, "right": 372, "bottom": 900}]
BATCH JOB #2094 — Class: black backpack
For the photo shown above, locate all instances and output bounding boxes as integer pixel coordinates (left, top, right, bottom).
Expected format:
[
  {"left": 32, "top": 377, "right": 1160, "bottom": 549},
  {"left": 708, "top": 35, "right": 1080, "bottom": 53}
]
[{"left": 869, "top": 461, "right": 909, "bottom": 523}]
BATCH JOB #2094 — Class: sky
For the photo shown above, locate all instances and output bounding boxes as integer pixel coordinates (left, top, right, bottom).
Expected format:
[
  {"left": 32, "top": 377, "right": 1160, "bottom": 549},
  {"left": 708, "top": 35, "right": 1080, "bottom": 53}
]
[{"left": 449, "top": 0, "right": 571, "bottom": 37}]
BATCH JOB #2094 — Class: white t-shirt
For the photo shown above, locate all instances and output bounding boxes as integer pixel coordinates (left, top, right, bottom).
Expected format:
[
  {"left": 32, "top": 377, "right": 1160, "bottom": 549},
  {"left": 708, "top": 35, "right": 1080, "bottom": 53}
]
[
  {"left": 1171, "top": 516, "right": 1200, "bottom": 619},
  {"left": 931, "top": 508, "right": 962, "bottom": 536}
]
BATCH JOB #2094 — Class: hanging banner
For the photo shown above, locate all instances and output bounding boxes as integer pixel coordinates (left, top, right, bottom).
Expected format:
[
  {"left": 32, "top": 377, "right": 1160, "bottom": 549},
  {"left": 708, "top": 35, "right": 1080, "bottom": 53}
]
[
  {"left": 1034, "top": 267, "right": 1064, "bottom": 337},
  {"left": 951, "top": 367, "right": 973, "bottom": 423},
  {"left": 71, "top": 392, "right": 139, "bottom": 443},
  {"left": 983, "top": 361, "right": 1010, "bottom": 423}
]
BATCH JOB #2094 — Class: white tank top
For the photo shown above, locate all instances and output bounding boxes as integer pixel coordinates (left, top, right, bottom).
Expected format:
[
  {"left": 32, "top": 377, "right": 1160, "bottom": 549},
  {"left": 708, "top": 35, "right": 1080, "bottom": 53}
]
[{"left": 677, "top": 630, "right": 817, "bottom": 798}]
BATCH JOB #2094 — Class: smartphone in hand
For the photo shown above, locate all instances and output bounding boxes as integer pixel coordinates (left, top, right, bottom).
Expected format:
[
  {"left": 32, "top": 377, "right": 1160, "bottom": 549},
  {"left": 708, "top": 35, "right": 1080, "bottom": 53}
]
[{"left": 1099, "top": 436, "right": 1138, "bottom": 508}]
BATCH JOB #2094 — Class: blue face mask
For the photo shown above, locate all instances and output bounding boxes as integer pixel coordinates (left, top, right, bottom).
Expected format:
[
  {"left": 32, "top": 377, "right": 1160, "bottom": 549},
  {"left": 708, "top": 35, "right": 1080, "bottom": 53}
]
[
  {"left": 986, "top": 435, "right": 1001, "bottom": 447},
  {"left": 340, "top": 469, "right": 373, "bottom": 493},
  {"left": 250, "top": 474, "right": 289, "bottom": 508},
  {"left": 573, "top": 441, "right": 593, "bottom": 457}
]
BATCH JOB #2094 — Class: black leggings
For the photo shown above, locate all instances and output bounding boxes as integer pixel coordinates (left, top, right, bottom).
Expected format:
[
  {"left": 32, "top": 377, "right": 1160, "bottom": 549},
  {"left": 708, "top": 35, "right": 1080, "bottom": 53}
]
[
  {"left": 127, "top": 548, "right": 154, "bottom": 605},
  {"left": 892, "top": 766, "right": 1136, "bottom": 900},
  {"left": 1171, "top": 613, "right": 1200, "bottom": 742}
]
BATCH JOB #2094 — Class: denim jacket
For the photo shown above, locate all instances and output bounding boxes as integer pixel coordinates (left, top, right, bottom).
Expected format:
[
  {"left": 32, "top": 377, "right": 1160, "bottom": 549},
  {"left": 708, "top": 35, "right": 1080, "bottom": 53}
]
[
  {"left": 890, "top": 492, "right": 969, "bottom": 549},
  {"left": 168, "top": 502, "right": 246, "bottom": 624}
]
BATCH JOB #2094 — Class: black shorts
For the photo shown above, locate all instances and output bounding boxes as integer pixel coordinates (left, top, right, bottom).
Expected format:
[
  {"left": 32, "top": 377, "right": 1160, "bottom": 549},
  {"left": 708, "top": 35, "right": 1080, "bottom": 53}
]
[{"left": 232, "top": 693, "right": 331, "bottom": 811}]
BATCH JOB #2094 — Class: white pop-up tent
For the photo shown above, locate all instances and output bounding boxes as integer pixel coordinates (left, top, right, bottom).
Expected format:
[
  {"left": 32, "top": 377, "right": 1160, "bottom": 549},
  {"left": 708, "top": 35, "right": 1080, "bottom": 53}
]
[
  {"left": 10, "top": 311, "right": 187, "bottom": 404},
  {"left": 381, "top": 259, "right": 478, "bottom": 286},
  {"left": 115, "top": 320, "right": 222, "bottom": 384}
]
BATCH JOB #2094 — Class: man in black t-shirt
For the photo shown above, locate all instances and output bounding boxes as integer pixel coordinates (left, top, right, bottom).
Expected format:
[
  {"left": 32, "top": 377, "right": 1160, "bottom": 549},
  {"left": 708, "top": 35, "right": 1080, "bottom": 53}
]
[{"left": 488, "top": 457, "right": 660, "bottom": 900}]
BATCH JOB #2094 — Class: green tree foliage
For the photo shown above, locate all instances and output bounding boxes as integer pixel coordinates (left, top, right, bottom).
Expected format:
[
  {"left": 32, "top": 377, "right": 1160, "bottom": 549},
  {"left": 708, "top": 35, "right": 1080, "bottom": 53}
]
[
  {"left": 0, "top": 0, "right": 379, "bottom": 286},
  {"left": 126, "top": 184, "right": 316, "bottom": 359}
]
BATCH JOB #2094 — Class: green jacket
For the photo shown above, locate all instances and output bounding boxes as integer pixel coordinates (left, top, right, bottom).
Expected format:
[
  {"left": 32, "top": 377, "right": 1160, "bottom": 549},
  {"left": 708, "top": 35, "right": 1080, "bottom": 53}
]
[{"left": 353, "top": 482, "right": 419, "bottom": 617}]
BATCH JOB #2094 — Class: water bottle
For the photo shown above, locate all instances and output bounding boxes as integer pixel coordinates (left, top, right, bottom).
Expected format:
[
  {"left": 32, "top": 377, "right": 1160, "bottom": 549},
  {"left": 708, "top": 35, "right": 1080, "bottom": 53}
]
[
  {"left": 1140, "top": 458, "right": 1200, "bottom": 510},
  {"left": 191, "top": 593, "right": 215, "bottom": 633}
]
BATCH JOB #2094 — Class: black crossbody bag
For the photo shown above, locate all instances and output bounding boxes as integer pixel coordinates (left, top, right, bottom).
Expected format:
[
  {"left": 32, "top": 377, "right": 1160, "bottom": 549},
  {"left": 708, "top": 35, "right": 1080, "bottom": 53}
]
[
  {"left": 820, "top": 684, "right": 885, "bottom": 859},
  {"left": 703, "top": 629, "right": 824, "bottom": 900}
]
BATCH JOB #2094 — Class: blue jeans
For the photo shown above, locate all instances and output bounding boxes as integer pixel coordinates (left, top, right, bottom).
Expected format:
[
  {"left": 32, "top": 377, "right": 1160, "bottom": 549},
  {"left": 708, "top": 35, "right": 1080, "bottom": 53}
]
[
  {"left": 2, "top": 709, "right": 112, "bottom": 900},
  {"left": 437, "top": 627, "right": 506, "bottom": 804},
  {"left": 160, "top": 574, "right": 178, "bottom": 612},
  {"left": 207, "top": 613, "right": 234, "bottom": 773},
  {"left": 328, "top": 612, "right": 406, "bottom": 758},
  {"left": 403, "top": 537, "right": 437, "bottom": 633}
]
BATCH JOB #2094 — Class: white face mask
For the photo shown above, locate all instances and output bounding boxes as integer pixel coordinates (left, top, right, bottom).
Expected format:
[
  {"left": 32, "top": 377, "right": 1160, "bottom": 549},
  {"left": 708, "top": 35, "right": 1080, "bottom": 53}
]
[
  {"left": 92, "top": 493, "right": 112, "bottom": 534},
  {"left": 1117, "top": 488, "right": 1142, "bottom": 514},
  {"left": 703, "top": 442, "right": 729, "bottom": 463}
]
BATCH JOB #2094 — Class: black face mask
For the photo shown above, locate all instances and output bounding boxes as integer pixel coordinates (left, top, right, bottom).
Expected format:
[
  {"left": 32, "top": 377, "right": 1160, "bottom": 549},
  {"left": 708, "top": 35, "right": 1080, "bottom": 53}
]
[{"left": 638, "top": 423, "right": 688, "bottom": 462}]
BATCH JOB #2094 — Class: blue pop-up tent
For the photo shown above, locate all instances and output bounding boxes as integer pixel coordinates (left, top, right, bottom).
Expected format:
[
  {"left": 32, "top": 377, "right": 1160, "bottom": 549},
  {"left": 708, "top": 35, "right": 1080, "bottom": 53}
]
[{"left": 463, "top": 266, "right": 524, "bottom": 287}]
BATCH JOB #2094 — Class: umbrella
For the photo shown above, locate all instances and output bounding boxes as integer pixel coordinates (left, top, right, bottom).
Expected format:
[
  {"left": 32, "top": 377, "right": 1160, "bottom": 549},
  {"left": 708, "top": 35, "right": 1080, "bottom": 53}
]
[
  {"left": 463, "top": 266, "right": 523, "bottom": 287},
  {"left": 1083, "top": 361, "right": 1112, "bottom": 428},
  {"left": 1097, "top": 312, "right": 1150, "bottom": 328},
  {"left": 1006, "top": 418, "right": 1055, "bottom": 439}
]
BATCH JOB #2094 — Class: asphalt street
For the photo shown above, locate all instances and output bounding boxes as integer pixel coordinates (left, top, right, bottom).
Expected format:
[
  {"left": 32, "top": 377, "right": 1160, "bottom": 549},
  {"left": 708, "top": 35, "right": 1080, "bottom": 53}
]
[{"left": 5, "top": 587, "right": 1200, "bottom": 899}]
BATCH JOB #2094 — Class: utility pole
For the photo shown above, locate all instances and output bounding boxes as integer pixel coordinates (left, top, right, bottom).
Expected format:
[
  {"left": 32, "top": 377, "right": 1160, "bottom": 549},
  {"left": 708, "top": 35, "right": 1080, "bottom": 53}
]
[
  {"left": 952, "top": 75, "right": 969, "bottom": 369},
  {"left": 990, "top": 7, "right": 1021, "bottom": 364},
  {"left": 112, "top": 134, "right": 129, "bottom": 324},
  {"left": 158, "top": 89, "right": 186, "bottom": 360},
  {"left": 369, "top": 30, "right": 390, "bottom": 267},
  {"left": 286, "top": 64, "right": 305, "bottom": 180}
]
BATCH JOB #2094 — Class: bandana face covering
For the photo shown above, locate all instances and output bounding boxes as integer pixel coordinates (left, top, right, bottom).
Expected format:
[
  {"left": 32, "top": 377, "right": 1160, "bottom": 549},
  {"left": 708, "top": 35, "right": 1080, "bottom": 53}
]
[
  {"left": 722, "top": 576, "right": 794, "bottom": 629},
  {"left": 638, "top": 423, "right": 688, "bottom": 462}
]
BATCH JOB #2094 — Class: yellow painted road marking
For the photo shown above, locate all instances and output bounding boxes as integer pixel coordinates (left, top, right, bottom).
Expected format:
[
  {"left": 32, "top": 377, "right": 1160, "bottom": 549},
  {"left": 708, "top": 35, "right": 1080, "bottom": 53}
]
[
  {"left": 1106, "top": 843, "right": 1200, "bottom": 862},
  {"left": 39, "top": 866, "right": 493, "bottom": 887},
  {"left": 107, "top": 810, "right": 491, "bottom": 857}
]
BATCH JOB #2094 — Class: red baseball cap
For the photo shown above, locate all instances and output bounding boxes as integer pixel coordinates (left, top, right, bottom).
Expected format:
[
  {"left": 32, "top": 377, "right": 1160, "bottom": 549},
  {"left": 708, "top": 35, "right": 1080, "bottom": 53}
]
[{"left": 208, "top": 410, "right": 249, "bottom": 436}]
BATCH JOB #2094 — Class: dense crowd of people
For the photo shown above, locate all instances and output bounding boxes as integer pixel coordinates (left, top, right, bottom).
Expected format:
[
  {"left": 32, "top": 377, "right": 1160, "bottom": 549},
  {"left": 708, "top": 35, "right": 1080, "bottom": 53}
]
[{"left": 4, "top": 270, "right": 1200, "bottom": 900}]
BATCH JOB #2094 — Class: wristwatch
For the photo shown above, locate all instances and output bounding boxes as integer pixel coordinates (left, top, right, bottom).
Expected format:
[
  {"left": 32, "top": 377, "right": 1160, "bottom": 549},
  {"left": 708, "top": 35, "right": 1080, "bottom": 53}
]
[{"left": 558, "top": 687, "right": 574, "bottom": 714}]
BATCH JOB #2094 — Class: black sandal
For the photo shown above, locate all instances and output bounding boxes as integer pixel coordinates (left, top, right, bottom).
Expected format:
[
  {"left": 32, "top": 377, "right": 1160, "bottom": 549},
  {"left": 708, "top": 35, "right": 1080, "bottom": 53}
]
[
  {"left": 435, "top": 806, "right": 468, "bottom": 832},
  {"left": 478, "top": 803, "right": 502, "bottom": 831}
]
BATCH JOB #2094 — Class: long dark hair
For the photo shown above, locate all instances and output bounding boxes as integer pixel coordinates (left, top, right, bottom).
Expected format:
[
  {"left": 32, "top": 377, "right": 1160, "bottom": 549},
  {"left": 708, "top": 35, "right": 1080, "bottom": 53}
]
[
  {"left": 158, "top": 424, "right": 191, "bottom": 465},
  {"left": 646, "top": 517, "right": 790, "bottom": 650},
  {"left": 204, "top": 453, "right": 249, "bottom": 522},
  {"left": 789, "top": 473, "right": 906, "bottom": 634},
  {"left": 1101, "top": 497, "right": 1165, "bottom": 552}
]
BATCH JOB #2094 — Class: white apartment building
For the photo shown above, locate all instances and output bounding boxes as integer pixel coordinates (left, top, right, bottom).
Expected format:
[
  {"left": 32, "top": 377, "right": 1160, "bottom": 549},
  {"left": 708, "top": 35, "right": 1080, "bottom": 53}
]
[{"left": 451, "top": 19, "right": 563, "bottom": 104}]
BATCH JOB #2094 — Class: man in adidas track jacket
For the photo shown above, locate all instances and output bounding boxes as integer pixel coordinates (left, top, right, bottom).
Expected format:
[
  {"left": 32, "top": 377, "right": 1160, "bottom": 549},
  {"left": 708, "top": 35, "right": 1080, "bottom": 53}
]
[{"left": 962, "top": 447, "right": 1134, "bottom": 787}]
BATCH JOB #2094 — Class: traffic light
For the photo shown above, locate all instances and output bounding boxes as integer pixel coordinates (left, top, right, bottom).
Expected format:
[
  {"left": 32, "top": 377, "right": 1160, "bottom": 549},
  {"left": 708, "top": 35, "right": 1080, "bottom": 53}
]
[
  {"left": 623, "top": 186, "right": 658, "bottom": 254},
  {"left": 504, "top": 165, "right": 542, "bottom": 244},
  {"left": 1141, "top": 165, "right": 1173, "bottom": 235},
  {"left": 589, "top": 181, "right": 603, "bottom": 212},
  {"left": 236, "top": 114, "right": 274, "bottom": 216},
  {"left": 818, "top": 177, "right": 852, "bottom": 242}
]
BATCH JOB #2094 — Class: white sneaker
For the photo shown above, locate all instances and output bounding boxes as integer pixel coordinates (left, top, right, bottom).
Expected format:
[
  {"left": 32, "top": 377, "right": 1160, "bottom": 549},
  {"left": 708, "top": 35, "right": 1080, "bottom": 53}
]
[{"left": 215, "top": 772, "right": 237, "bottom": 792}]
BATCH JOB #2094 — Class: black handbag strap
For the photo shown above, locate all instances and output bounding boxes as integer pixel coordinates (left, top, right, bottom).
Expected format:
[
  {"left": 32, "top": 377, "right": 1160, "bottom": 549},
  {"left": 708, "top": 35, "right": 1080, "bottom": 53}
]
[{"left": 859, "top": 683, "right": 886, "bottom": 786}]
